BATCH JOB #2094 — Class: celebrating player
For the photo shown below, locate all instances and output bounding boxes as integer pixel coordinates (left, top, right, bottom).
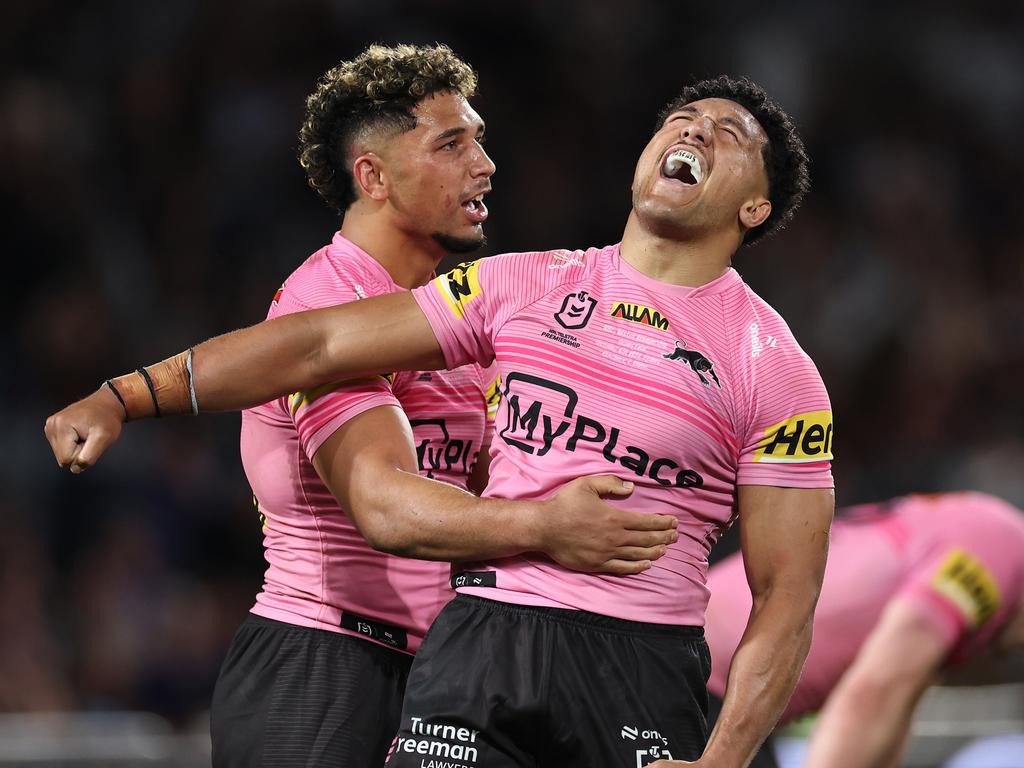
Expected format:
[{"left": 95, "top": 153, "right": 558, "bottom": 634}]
[
  {"left": 45, "top": 43, "right": 678, "bottom": 767},
  {"left": 47, "top": 75, "right": 833, "bottom": 766}
]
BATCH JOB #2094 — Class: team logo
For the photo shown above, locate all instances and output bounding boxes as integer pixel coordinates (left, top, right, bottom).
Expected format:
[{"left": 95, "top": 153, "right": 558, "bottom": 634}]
[
  {"left": 611, "top": 301, "right": 670, "bottom": 331},
  {"left": 663, "top": 340, "right": 720, "bottom": 387},
  {"left": 753, "top": 411, "right": 834, "bottom": 463},
  {"left": 437, "top": 260, "right": 482, "bottom": 319},
  {"left": 554, "top": 290, "right": 597, "bottom": 329}
]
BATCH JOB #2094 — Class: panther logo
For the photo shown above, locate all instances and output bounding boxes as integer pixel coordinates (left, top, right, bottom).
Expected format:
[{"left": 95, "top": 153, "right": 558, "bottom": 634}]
[{"left": 663, "top": 340, "right": 720, "bottom": 388}]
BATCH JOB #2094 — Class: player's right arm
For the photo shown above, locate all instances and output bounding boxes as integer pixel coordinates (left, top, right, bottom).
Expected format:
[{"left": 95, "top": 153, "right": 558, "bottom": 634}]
[
  {"left": 310, "top": 404, "right": 677, "bottom": 574},
  {"left": 44, "top": 291, "right": 448, "bottom": 472},
  {"left": 802, "top": 598, "right": 950, "bottom": 768},
  {"left": 43, "top": 288, "right": 680, "bottom": 574}
]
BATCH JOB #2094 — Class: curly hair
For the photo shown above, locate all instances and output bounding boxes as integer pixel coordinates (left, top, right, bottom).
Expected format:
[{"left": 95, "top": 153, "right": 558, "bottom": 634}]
[
  {"left": 656, "top": 76, "right": 810, "bottom": 246},
  {"left": 298, "top": 43, "right": 478, "bottom": 213}
]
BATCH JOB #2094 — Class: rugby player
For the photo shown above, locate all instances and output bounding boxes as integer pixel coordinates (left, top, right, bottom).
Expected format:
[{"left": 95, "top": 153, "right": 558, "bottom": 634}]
[
  {"left": 46, "top": 76, "right": 833, "bottom": 766},
  {"left": 45, "top": 44, "right": 678, "bottom": 768},
  {"left": 705, "top": 491, "right": 1024, "bottom": 768}
]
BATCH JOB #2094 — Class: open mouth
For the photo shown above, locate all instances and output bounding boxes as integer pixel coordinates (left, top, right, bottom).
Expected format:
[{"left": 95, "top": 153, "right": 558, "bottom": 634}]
[
  {"left": 461, "top": 194, "right": 489, "bottom": 224},
  {"left": 661, "top": 149, "right": 704, "bottom": 185}
]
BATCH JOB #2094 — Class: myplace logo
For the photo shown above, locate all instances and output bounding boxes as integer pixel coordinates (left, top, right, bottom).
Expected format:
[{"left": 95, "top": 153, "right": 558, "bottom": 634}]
[
  {"left": 499, "top": 373, "right": 578, "bottom": 457},
  {"left": 498, "top": 372, "right": 704, "bottom": 488},
  {"left": 408, "top": 418, "right": 476, "bottom": 478}
]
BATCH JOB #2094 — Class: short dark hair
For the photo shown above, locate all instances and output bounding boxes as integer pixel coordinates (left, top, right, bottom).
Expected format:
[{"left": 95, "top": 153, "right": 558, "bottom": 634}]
[
  {"left": 298, "top": 43, "right": 478, "bottom": 214},
  {"left": 657, "top": 76, "right": 810, "bottom": 245}
]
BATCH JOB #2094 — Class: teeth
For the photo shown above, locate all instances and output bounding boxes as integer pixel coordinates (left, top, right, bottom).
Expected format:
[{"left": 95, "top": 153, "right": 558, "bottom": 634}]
[{"left": 664, "top": 150, "right": 703, "bottom": 183}]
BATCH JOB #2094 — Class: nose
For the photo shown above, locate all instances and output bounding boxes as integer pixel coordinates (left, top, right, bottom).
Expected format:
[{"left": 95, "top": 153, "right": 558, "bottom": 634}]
[
  {"left": 682, "top": 115, "right": 713, "bottom": 146},
  {"left": 472, "top": 143, "right": 496, "bottom": 179}
]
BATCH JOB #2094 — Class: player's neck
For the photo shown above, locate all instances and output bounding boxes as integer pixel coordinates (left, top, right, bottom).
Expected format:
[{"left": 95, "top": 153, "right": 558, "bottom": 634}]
[
  {"left": 339, "top": 210, "right": 444, "bottom": 289},
  {"left": 619, "top": 211, "right": 737, "bottom": 287}
]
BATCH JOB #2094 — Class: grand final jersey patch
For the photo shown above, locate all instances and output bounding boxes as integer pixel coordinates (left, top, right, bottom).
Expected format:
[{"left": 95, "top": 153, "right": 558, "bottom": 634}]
[
  {"left": 753, "top": 410, "right": 833, "bottom": 463},
  {"left": 931, "top": 549, "right": 1001, "bottom": 628}
]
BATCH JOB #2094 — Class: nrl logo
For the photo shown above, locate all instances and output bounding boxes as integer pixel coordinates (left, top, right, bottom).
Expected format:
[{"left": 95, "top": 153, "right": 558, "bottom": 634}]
[{"left": 554, "top": 291, "right": 597, "bottom": 330}]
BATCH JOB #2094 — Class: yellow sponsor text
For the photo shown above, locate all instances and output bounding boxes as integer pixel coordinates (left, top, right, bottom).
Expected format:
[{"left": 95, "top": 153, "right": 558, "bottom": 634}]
[
  {"left": 932, "top": 549, "right": 1001, "bottom": 628},
  {"left": 753, "top": 410, "right": 833, "bottom": 463}
]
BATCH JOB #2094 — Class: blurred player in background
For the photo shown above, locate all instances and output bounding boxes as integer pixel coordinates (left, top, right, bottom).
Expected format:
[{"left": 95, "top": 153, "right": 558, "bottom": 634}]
[
  {"left": 47, "top": 75, "right": 834, "bottom": 767},
  {"left": 45, "top": 43, "right": 678, "bottom": 768},
  {"left": 705, "top": 491, "right": 1024, "bottom": 768}
]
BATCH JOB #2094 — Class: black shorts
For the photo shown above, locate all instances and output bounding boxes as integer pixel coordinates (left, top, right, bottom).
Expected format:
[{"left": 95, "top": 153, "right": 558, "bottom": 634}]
[
  {"left": 386, "top": 594, "right": 711, "bottom": 767},
  {"left": 707, "top": 693, "right": 780, "bottom": 768},
  {"left": 211, "top": 613, "right": 413, "bottom": 768}
]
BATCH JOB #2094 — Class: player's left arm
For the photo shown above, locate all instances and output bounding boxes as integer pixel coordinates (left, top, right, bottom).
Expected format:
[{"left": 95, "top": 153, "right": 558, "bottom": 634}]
[
  {"left": 802, "top": 598, "right": 950, "bottom": 768},
  {"left": 653, "top": 485, "right": 833, "bottom": 768}
]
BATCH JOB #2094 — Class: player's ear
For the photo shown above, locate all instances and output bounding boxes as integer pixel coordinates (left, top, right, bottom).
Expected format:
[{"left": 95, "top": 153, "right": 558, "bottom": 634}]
[
  {"left": 353, "top": 153, "right": 389, "bottom": 202},
  {"left": 739, "top": 197, "right": 771, "bottom": 231}
]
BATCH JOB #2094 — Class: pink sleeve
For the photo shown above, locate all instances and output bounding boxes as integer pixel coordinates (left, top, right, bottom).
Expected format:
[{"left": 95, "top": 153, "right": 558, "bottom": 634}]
[
  {"left": 270, "top": 264, "right": 401, "bottom": 460},
  {"left": 898, "top": 544, "right": 1014, "bottom": 663},
  {"left": 736, "top": 327, "right": 834, "bottom": 488},
  {"left": 289, "top": 377, "right": 400, "bottom": 459},
  {"left": 412, "top": 258, "right": 497, "bottom": 369},
  {"left": 412, "top": 252, "right": 559, "bottom": 369}
]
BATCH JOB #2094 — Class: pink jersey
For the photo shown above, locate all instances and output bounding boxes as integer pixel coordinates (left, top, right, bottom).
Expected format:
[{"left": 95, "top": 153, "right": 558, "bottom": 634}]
[
  {"left": 705, "top": 492, "right": 1024, "bottom": 722},
  {"left": 241, "top": 233, "right": 496, "bottom": 654},
  {"left": 411, "top": 244, "right": 833, "bottom": 626}
]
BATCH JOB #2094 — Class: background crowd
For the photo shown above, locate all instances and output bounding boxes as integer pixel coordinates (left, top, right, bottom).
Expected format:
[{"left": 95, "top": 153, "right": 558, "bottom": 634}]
[{"left": 2, "top": 0, "right": 1021, "bottom": 744}]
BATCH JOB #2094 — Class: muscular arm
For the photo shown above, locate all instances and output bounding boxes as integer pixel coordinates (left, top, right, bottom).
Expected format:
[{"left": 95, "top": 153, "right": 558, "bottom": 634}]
[
  {"left": 668, "top": 485, "right": 833, "bottom": 768},
  {"left": 310, "top": 405, "right": 678, "bottom": 570},
  {"left": 803, "top": 599, "right": 950, "bottom": 768},
  {"left": 197, "top": 291, "right": 443, "bottom": 411},
  {"left": 45, "top": 292, "right": 444, "bottom": 470}
]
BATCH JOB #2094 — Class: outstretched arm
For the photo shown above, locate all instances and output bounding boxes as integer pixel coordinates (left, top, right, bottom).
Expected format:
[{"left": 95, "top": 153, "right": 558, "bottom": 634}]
[
  {"left": 803, "top": 599, "right": 949, "bottom": 768},
  {"left": 653, "top": 485, "right": 833, "bottom": 768},
  {"left": 313, "top": 404, "right": 677, "bottom": 573},
  {"left": 44, "top": 293, "right": 681, "bottom": 575},
  {"left": 45, "top": 292, "right": 441, "bottom": 472}
]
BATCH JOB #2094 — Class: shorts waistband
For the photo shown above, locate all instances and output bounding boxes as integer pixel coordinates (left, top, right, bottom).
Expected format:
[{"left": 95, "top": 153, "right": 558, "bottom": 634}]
[
  {"left": 454, "top": 594, "right": 704, "bottom": 638},
  {"left": 242, "top": 613, "right": 414, "bottom": 662}
]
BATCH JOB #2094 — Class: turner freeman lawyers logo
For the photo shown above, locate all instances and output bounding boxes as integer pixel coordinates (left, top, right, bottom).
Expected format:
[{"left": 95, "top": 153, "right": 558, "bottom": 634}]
[
  {"left": 663, "top": 340, "right": 720, "bottom": 388},
  {"left": 391, "top": 716, "right": 481, "bottom": 766},
  {"left": 554, "top": 291, "right": 597, "bottom": 329},
  {"left": 498, "top": 372, "right": 703, "bottom": 488}
]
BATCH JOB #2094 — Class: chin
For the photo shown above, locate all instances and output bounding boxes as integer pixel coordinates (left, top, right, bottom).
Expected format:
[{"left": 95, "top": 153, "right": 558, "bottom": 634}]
[
  {"left": 634, "top": 199, "right": 691, "bottom": 237},
  {"left": 433, "top": 230, "right": 486, "bottom": 255}
]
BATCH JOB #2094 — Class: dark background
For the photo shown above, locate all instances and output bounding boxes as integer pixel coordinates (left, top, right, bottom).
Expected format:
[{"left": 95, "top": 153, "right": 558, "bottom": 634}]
[{"left": 3, "top": 0, "right": 1022, "bottom": 726}]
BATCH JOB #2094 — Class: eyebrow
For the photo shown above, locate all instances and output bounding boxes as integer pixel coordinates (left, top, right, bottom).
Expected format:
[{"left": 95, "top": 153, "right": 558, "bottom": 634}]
[{"left": 433, "top": 122, "right": 486, "bottom": 143}]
